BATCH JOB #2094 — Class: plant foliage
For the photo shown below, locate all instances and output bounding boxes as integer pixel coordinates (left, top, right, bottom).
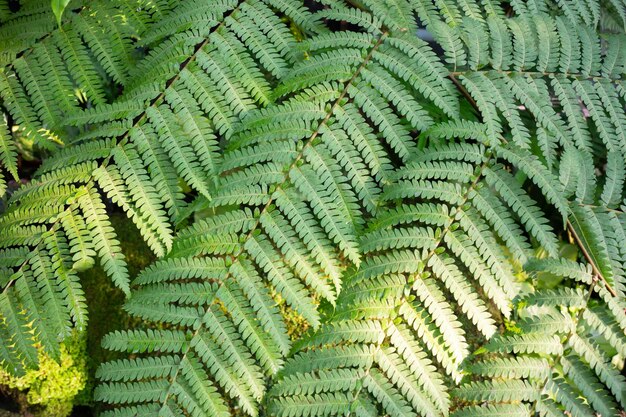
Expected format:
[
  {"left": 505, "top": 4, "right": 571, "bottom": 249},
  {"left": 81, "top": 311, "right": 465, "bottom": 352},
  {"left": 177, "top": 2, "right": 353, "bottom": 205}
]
[{"left": 0, "top": 0, "right": 625, "bottom": 416}]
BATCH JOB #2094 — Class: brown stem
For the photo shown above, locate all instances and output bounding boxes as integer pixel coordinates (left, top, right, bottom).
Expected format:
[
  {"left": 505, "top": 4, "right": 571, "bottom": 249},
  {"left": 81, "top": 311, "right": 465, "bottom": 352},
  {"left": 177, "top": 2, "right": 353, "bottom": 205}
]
[{"left": 567, "top": 220, "right": 617, "bottom": 297}]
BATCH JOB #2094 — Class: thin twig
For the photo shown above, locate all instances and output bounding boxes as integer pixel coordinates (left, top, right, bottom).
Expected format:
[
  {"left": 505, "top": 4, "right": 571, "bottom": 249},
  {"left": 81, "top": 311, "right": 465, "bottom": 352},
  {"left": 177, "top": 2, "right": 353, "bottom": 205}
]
[{"left": 567, "top": 220, "right": 617, "bottom": 297}]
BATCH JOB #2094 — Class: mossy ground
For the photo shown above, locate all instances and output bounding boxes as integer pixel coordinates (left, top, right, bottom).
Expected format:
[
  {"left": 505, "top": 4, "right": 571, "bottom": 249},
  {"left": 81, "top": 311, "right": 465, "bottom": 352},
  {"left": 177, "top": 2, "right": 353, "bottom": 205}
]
[
  {"left": 0, "top": 214, "right": 154, "bottom": 416},
  {"left": 0, "top": 333, "right": 87, "bottom": 417}
]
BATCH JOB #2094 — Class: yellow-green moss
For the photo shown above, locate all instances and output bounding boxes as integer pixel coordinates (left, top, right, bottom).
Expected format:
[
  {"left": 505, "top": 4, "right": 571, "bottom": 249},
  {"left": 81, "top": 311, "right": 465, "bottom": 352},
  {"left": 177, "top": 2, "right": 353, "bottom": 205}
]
[
  {"left": 271, "top": 290, "right": 312, "bottom": 341},
  {"left": 0, "top": 214, "right": 154, "bottom": 415},
  {"left": 0, "top": 333, "right": 87, "bottom": 417}
]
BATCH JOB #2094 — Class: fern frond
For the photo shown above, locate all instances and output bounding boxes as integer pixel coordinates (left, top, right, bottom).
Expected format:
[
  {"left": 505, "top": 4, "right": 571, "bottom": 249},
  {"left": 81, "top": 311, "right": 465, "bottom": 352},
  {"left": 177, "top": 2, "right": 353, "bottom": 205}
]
[
  {"left": 0, "top": 115, "right": 17, "bottom": 191},
  {"left": 2, "top": 1, "right": 626, "bottom": 417},
  {"left": 268, "top": 127, "right": 567, "bottom": 415},
  {"left": 93, "top": 2, "right": 507, "bottom": 415},
  {"left": 454, "top": 261, "right": 626, "bottom": 417},
  {"left": 0, "top": 0, "right": 312, "bottom": 378}
]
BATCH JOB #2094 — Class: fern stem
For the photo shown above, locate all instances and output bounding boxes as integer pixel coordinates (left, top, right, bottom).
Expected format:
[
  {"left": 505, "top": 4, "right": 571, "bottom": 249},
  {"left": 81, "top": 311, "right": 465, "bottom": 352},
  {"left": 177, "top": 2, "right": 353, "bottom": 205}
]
[
  {"left": 448, "top": 74, "right": 480, "bottom": 118},
  {"left": 576, "top": 202, "right": 625, "bottom": 215},
  {"left": 450, "top": 69, "right": 623, "bottom": 83},
  {"left": 566, "top": 220, "right": 617, "bottom": 297}
]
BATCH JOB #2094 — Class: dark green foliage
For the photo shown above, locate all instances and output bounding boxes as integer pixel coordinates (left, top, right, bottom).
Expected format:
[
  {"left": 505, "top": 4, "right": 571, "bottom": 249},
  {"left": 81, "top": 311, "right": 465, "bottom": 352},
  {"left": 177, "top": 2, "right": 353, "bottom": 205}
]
[
  {"left": 0, "top": 0, "right": 311, "bottom": 376},
  {"left": 0, "top": 0, "right": 625, "bottom": 416}
]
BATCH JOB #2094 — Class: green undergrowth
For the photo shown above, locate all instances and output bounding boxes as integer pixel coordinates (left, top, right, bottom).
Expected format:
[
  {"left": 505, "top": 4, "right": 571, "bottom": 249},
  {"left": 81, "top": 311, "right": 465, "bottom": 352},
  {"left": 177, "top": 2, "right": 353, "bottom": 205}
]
[
  {"left": 0, "top": 214, "right": 154, "bottom": 415},
  {"left": 0, "top": 332, "right": 87, "bottom": 417}
]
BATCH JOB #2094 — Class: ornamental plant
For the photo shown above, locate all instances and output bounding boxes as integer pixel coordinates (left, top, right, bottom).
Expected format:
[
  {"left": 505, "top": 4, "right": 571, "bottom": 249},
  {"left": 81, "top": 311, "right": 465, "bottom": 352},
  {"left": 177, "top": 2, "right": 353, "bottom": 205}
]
[{"left": 0, "top": 0, "right": 625, "bottom": 416}]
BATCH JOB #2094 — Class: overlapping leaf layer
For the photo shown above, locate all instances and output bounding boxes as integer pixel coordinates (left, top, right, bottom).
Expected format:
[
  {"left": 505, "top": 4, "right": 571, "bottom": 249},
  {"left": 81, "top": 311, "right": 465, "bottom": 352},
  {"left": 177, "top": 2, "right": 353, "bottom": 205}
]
[{"left": 0, "top": 0, "right": 625, "bottom": 416}]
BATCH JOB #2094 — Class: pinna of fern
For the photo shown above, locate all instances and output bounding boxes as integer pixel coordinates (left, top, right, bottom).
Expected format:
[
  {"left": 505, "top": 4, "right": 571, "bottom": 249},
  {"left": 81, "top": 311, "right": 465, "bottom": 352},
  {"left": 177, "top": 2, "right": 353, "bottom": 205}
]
[{"left": 0, "top": 0, "right": 315, "bottom": 377}]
